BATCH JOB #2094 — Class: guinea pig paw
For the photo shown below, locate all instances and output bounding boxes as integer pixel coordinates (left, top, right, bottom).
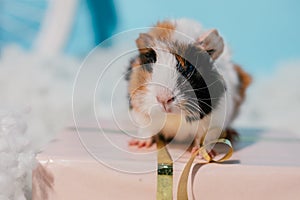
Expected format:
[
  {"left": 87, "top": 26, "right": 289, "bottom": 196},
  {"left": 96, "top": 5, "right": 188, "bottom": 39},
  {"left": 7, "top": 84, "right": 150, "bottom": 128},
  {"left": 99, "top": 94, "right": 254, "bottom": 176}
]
[
  {"left": 191, "top": 146, "right": 200, "bottom": 155},
  {"left": 128, "top": 138, "right": 155, "bottom": 148}
]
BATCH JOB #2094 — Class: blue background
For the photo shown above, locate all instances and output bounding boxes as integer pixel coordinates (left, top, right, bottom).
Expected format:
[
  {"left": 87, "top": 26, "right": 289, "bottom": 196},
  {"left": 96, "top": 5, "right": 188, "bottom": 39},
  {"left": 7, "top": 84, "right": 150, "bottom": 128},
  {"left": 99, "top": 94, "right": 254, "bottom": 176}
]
[
  {"left": 1, "top": 0, "right": 300, "bottom": 75},
  {"left": 113, "top": 0, "right": 300, "bottom": 75}
]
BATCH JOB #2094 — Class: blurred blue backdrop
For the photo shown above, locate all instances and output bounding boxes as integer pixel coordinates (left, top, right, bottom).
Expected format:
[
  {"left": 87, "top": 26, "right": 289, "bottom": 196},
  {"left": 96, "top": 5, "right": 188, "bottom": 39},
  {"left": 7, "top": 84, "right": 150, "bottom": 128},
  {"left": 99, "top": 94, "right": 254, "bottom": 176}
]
[
  {"left": 1, "top": 0, "right": 299, "bottom": 75},
  {"left": 0, "top": 0, "right": 47, "bottom": 49},
  {"left": 115, "top": 0, "right": 300, "bottom": 75}
]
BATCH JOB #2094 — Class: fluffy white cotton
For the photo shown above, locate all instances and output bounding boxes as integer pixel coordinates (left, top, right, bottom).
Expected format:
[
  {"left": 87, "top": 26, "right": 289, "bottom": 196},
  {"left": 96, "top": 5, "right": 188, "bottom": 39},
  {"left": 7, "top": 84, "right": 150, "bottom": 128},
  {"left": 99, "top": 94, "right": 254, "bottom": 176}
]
[
  {"left": 234, "top": 60, "right": 300, "bottom": 135},
  {"left": 0, "top": 44, "right": 131, "bottom": 146},
  {"left": 0, "top": 110, "right": 36, "bottom": 200},
  {"left": 0, "top": 45, "right": 85, "bottom": 200},
  {"left": 0, "top": 46, "right": 81, "bottom": 148}
]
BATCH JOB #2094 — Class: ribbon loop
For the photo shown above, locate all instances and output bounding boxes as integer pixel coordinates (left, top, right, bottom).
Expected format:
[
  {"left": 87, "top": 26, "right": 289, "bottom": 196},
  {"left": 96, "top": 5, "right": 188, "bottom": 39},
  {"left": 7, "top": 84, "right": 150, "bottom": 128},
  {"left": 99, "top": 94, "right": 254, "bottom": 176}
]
[
  {"left": 156, "top": 130, "right": 233, "bottom": 200},
  {"left": 177, "top": 138, "right": 233, "bottom": 200}
]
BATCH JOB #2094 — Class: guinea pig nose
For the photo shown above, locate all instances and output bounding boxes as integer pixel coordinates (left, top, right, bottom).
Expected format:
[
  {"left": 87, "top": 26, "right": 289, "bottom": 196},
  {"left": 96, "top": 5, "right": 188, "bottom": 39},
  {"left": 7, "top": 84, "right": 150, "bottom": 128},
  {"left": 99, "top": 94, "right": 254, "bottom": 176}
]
[
  {"left": 156, "top": 96, "right": 175, "bottom": 104},
  {"left": 167, "top": 96, "right": 175, "bottom": 104}
]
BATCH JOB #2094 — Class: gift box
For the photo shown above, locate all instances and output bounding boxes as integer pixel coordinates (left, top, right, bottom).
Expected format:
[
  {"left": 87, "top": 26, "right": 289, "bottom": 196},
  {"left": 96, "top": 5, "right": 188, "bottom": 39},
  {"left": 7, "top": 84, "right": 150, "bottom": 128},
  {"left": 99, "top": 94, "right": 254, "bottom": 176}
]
[{"left": 32, "top": 123, "right": 300, "bottom": 200}]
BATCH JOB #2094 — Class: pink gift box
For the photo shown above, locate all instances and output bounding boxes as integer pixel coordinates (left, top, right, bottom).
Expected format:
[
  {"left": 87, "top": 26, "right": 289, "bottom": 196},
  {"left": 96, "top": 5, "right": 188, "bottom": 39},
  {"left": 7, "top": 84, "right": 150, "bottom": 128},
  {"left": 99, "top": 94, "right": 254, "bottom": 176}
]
[{"left": 32, "top": 124, "right": 300, "bottom": 200}]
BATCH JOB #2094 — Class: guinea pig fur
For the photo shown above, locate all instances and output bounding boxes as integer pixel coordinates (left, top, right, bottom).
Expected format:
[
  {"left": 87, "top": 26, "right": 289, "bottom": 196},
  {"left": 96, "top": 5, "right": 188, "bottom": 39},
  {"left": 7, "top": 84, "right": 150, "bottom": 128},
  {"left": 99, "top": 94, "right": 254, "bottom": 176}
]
[{"left": 126, "top": 18, "right": 251, "bottom": 148}]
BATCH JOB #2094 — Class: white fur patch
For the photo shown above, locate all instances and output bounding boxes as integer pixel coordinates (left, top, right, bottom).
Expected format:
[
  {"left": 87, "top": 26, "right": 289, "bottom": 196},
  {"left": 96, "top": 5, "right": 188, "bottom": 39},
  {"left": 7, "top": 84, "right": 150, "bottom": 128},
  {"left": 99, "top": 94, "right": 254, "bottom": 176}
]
[
  {"left": 150, "top": 49, "right": 178, "bottom": 96},
  {"left": 170, "top": 18, "right": 205, "bottom": 44}
]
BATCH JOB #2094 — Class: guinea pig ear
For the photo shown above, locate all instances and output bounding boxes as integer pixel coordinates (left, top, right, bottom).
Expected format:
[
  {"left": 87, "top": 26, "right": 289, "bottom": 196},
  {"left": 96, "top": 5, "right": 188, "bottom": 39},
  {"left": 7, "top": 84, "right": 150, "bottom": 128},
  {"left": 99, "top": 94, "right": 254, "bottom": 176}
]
[
  {"left": 196, "top": 29, "right": 224, "bottom": 60},
  {"left": 136, "top": 33, "right": 154, "bottom": 53}
]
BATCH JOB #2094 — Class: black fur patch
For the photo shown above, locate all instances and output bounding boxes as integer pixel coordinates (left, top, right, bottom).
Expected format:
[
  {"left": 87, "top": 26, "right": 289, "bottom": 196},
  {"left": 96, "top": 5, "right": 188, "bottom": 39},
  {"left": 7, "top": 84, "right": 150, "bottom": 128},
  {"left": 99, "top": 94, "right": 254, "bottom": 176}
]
[
  {"left": 172, "top": 44, "right": 225, "bottom": 121},
  {"left": 139, "top": 48, "right": 156, "bottom": 72}
]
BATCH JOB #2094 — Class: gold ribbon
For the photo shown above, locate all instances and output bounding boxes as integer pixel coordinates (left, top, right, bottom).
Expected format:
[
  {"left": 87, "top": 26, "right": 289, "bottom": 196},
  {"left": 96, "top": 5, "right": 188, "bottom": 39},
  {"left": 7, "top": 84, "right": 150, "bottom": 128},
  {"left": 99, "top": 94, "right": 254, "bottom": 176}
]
[
  {"left": 177, "top": 137, "right": 233, "bottom": 200},
  {"left": 156, "top": 135, "right": 173, "bottom": 200},
  {"left": 156, "top": 131, "right": 233, "bottom": 200},
  {"left": 70, "top": 126, "right": 233, "bottom": 199}
]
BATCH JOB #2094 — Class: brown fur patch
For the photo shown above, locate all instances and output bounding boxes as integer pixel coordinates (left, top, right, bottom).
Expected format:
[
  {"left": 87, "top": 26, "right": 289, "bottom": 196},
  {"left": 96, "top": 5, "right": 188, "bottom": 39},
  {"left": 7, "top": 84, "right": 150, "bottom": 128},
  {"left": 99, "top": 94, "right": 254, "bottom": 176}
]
[
  {"left": 228, "top": 64, "right": 252, "bottom": 128},
  {"left": 128, "top": 67, "right": 150, "bottom": 94},
  {"left": 136, "top": 33, "right": 154, "bottom": 52},
  {"left": 128, "top": 58, "right": 151, "bottom": 112},
  {"left": 234, "top": 64, "right": 252, "bottom": 101},
  {"left": 175, "top": 54, "right": 186, "bottom": 70},
  {"left": 136, "top": 21, "right": 175, "bottom": 54},
  {"left": 149, "top": 21, "right": 175, "bottom": 41}
]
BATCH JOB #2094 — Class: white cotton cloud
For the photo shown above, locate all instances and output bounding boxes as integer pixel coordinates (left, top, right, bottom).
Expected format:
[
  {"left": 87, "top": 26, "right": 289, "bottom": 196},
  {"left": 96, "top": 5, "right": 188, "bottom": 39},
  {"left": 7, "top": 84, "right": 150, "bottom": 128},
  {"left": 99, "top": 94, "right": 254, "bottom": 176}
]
[
  {"left": 0, "top": 110, "right": 35, "bottom": 200},
  {"left": 234, "top": 59, "right": 300, "bottom": 135},
  {"left": 0, "top": 45, "right": 80, "bottom": 148},
  {"left": 0, "top": 45, "right": 82, "bottom": 199}
]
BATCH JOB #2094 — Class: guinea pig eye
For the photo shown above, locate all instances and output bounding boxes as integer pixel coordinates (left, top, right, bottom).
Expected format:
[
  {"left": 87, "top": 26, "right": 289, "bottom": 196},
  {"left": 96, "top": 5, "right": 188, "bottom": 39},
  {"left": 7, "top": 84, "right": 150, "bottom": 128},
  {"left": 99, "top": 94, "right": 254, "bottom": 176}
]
[
  {"left": 186, "top": 63, "right": 194, "bottom": 73},
  {"left": 175, "top": 55, "right": 195, "bottom": 78},
  {"left": 176, "top": 59, "right": 194, "bottom": 78},
  {"left": 184, "top": 64, "right": 195, "bottom": 78}
]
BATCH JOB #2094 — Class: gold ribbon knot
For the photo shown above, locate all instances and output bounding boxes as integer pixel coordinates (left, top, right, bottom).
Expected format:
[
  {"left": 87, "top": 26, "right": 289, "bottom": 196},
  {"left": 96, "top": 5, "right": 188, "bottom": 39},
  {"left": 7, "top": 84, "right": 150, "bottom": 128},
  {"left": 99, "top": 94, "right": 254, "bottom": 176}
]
[{"left": 156, "top": 131, "right": 233, "bottom": 200}]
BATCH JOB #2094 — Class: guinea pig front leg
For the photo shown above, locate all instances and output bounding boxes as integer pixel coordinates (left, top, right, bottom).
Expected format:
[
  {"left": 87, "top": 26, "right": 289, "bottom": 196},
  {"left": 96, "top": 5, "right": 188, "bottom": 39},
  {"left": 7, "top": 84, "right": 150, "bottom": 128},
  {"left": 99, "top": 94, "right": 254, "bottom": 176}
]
[
  {"left": 128, "top": 111, "right": 157, "bottom": 148},
  {"left": 128, "top": 135, "right": 156, "bottom": 148},
  {"left": 128, "top": 110, "right": 166, "bottom": 148},
  {"left": 190, "top": 135, "right": 217, "bottom": 159},
  {"left": 190, "top": 135, "right": 201, "bottom": 154}
]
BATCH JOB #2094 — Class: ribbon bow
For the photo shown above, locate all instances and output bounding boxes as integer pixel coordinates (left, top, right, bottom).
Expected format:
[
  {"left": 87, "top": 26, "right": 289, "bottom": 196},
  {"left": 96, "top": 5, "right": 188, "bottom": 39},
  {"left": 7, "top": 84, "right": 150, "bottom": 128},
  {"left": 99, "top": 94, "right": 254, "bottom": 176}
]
[{"left": 157, "top": 129, "right": 233, "bottom": 200}]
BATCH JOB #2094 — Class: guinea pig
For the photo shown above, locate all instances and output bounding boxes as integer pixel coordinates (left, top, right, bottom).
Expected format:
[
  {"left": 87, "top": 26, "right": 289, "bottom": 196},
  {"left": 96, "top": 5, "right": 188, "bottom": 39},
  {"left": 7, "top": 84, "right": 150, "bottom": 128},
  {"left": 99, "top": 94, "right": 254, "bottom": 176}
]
[{"left": 125, "top": 18, "right": 251, "bottom": 150}]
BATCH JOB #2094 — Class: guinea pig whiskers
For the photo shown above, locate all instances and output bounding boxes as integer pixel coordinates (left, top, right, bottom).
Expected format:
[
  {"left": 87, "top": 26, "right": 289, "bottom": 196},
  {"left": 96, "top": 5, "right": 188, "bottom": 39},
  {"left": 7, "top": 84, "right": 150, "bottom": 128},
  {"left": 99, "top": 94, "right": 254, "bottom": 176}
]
[
  {"left": 176, "top": 77, "right": 191, "bottom": 90},
  {"left": 185, "top": 104, "right": 200, "bottom": 114},
  {"left": 183, "top": 109, "right": 194, "bottom": 118},
  {"left": 186, "top": 100, "right": 202, "bottom": 111},
  {"left": 197, "top": 99, "right": 215, "bottom": 110},
  {"left": 175, "top": 74, "right": 223, "bottom": 94},
  {"left": 188, "top": 96, "right": 219, "bottom": 101},
  {"left": 182, "top": 79, "right": 223, "bottom": 93},
  {"left": 181, "top": 104, "right": 195, "bottom": 115},
  {"left": 184, "top": 107, "right": 201, "bottom": 120},
  {"left": 172, "top": 89, "right": 183, "bottom": 97},
  {"left": 185, "top": 100, "right": 205, "bottom": 115}
]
